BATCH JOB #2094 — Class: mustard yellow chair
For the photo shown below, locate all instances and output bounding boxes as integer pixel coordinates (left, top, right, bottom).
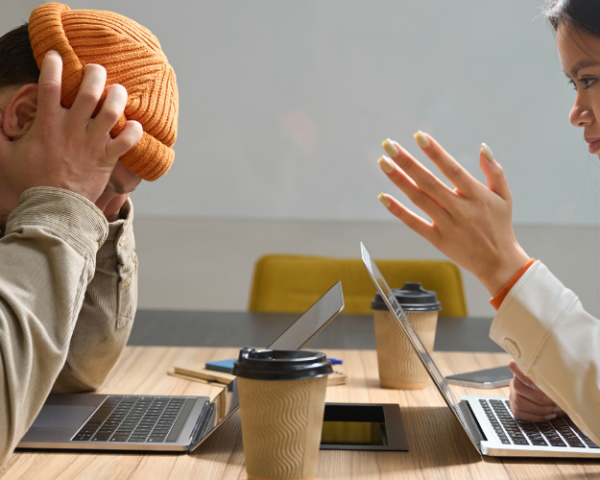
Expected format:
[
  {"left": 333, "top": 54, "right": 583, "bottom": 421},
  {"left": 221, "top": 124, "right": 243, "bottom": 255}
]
[{"left": 248, "top": 254, "right": 467, "bottom": 317}]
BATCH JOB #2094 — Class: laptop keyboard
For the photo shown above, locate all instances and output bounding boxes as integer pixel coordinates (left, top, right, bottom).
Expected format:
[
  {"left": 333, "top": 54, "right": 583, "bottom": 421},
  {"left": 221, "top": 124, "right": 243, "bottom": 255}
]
[
  {"left": 479, "top": 399, "right": 599, "bottom": 449},
  {"left": 72, "top": 396, "right": 193, "bottom": 443}
]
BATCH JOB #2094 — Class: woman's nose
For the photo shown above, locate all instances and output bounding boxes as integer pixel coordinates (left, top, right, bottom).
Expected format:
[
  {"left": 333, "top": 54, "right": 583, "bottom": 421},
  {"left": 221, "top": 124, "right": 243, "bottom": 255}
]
[{"left": 570, "top": 96, "right": 595, "bottom": 127}]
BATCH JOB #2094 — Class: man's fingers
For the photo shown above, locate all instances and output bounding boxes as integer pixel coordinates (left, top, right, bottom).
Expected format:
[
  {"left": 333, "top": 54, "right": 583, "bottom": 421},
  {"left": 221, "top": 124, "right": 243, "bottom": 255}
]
[
  {"left": 70, "top": 64, "right": 108, "bottom": 125},
  {"left": 36, "top": 51, "right": 63, "bottom": 120},
  {"left": 479, "top": 144, "right": 511, "bottom": 200},
  {"left": 106, "top": 120, "right": 143, "bottom": 160},
  {"left": 90, "top": 83, "right": 127, "bottom": 139}
]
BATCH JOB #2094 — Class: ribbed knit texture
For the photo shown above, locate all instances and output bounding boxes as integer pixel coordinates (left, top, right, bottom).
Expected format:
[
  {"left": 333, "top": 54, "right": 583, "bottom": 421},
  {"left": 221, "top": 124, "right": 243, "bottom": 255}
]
[{"left": 28, "top": 3, "right": 179, "bottom": 181}]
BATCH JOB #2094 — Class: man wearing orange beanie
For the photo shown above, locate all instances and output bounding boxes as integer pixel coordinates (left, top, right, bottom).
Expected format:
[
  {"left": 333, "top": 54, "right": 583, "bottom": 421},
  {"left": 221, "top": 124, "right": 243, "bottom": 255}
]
[{"left": 0, "top": 3, "right": 178, "bottom": 464}]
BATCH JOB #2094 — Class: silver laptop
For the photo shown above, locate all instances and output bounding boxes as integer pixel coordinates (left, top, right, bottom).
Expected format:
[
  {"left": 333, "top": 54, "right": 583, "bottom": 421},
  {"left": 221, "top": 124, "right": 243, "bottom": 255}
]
[
  {"left": 18, "top": 281, "right": 344, "bottom": 453},
  {"left": 360, "top": 243, "right": 600, "bottom": 458}
]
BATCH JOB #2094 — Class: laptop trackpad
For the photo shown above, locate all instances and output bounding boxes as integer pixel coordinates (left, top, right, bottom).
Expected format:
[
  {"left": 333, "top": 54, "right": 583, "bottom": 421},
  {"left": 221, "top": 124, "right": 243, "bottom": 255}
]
[{"left": 31, "top": 405, "right": 96, "bottom": 429}]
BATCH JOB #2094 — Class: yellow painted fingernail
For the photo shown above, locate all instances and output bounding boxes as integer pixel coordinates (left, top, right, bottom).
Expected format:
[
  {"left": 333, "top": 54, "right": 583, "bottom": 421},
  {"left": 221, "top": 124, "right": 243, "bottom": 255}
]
[
  {"left": 413, "top": 130, "right": 430, "bottom": 148},
  {"left": 378, "top": 193, "right": 391, "bottom": 208},
  {"left": 481, "top": 143, "right": 494, "bottom": 162},
  {"left": 382, "top": 138, "right": 399, "bottom": 157},
  {"left": 377, "top": 155, "right": 394, "bottom": 174}
]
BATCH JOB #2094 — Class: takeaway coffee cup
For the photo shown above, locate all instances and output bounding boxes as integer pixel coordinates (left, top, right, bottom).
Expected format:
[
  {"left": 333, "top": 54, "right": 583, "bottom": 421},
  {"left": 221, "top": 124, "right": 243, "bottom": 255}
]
[
  {"left": 371, "top": 282, "right": 442, "bottom": 390},
  {"left": 233, "top": 348, "right": 333, "bottom": 480}
]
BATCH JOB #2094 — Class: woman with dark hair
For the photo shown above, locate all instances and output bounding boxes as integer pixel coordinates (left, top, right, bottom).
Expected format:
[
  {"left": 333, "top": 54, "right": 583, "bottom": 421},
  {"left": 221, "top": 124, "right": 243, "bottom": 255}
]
[{"left": 377, "top": 0, "right": 600, "bottom": 444}]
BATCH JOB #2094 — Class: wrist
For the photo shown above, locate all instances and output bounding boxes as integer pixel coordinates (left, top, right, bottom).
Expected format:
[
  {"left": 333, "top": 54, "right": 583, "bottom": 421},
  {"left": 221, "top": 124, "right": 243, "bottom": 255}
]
[{"left": 476, "top": 245, "right": 531, "bottom": 296}]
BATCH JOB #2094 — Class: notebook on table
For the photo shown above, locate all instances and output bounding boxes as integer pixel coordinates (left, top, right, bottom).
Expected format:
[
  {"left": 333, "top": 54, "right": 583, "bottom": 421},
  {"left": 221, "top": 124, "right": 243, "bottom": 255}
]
[
  {"left": 18, "top": 281, "right": 344, "bottom": 453},
  {"left": 360, "top": 242, "right": 600, "bottom": 458}
]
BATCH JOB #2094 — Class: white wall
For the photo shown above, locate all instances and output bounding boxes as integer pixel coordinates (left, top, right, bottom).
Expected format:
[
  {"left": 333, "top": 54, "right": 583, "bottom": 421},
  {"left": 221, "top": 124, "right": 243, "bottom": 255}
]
[
  {"left": 75, "top": 0, "right": 595, "bottom": 225},
  {"left": 6, "top": 2, "right": 600, "bottom": 317},
  {"left": 0, "top": 1, "right": 42, "bottom": 35},
  {"left": 134, "top": 218, "right": 600, "bottom": 319}
]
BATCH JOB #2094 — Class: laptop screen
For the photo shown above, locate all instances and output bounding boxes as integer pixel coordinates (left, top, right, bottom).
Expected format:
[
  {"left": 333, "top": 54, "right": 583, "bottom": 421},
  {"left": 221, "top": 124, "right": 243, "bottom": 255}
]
[
  {"left": 189, "top": 281, "right": 344, "bottom": 451},
  {"left": 360, "top": 243, "right": 481, "bottom": 450}
]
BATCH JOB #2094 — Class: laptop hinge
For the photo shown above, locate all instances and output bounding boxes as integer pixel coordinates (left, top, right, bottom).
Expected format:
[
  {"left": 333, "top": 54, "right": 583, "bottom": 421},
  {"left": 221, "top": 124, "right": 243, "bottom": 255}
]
[
  {"left": 187, "top": 401, "right": 214, "bottom": 451},
  {"left": 458, "top": 400, "right": 486, "bottom": 444}
]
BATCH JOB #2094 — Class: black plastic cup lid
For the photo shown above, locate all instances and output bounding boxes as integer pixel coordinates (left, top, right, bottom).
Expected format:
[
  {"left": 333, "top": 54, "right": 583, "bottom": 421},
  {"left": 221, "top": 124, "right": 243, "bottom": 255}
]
[
  {"left": 232, "top": 347, "right": 333, "bottom": 381},
  {"left": 371, "top": 282, "right": 442, "bottom": 312}
]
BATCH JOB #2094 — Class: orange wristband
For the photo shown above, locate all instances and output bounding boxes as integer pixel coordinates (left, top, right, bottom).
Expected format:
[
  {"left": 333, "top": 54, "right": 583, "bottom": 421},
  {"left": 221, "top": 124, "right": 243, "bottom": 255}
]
[{"left": 490, "top": 259, "right": 535, "bottom": 310}]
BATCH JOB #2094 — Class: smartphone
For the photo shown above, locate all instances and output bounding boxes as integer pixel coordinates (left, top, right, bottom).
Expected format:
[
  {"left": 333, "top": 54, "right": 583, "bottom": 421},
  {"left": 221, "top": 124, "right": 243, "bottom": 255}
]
[{"left": 445, "top": 365, "right": 513, "bottom": 389}]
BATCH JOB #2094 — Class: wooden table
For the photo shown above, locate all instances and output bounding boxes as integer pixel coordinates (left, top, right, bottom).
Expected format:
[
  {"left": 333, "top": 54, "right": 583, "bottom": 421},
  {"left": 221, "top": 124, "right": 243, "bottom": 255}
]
[{"left": 3, "top": 347, "right": 599, "bottom": 479}]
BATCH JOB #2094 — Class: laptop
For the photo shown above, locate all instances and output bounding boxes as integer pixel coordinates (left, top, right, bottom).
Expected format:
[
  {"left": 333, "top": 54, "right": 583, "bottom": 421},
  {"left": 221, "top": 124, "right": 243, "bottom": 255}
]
[
  {"left": 18, "top": 281, "right": 344, "bottom": 453},
  {"left": 360, "top": 243, "right": 600, "bottom": 458}
]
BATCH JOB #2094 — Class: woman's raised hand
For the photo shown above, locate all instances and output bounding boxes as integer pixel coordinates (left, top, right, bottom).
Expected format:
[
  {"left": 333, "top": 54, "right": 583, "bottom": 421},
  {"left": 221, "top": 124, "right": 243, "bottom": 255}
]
[{"left": 377, "top": 132, "right": 530, "bottom": 296}]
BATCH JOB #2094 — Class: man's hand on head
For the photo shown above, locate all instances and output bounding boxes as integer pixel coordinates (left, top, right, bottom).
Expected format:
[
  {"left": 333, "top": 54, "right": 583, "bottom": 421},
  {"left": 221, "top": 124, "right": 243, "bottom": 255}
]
[
  {"left": 95, "top": 161, "right": 142, "bottom": 223},
  {"left": 0, "top": 51, "right": 143, "bottom": 204}
]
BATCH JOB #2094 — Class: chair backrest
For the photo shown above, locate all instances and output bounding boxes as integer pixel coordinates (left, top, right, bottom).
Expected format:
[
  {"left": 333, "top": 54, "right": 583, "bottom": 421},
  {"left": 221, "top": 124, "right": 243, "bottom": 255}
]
[{"left": 248, "top": 254, "right": 467, "bottom": 317}]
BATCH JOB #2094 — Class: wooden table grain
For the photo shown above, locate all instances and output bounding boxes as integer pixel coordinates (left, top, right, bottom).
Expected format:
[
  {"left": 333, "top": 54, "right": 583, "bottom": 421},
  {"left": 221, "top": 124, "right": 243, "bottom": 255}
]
[{"left": 2, "top": 347, "right": 599, "bottom": 480}]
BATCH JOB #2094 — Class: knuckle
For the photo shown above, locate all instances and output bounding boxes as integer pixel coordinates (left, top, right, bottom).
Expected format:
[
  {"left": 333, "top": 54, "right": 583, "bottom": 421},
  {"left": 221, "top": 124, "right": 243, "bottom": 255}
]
[
  {"left": 512, "top": 395, "right": 528, "bottom": 411},
  {"left": 78, "top": 88, "right": 101, "bottom": 105},
  {"left": 39, "top": 78, "right": 61, "bottom": 96},
  {"left": 446, "top": 162, "right": 463, "bottom": 179},
  {"left": 511, "top": 407, "right": 526, "bottom": 420},
  {"left": 102, "top": 106, "right": 122, "bottom": 124},
  {"left": 422, "top": 176, "right": 438, "bottom": 194},
  {"left": 512, "top": 379, "right": 528, "bottom": 396}
]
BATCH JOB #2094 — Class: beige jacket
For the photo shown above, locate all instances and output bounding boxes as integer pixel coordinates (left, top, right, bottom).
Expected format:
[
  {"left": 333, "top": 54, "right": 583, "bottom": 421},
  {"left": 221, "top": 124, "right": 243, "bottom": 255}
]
[
  {"left": 490, "top": 260, "right": 600, "bottom": 446},
  {"left": 0, "top": 187, "right": 137, "bottom": 465}
]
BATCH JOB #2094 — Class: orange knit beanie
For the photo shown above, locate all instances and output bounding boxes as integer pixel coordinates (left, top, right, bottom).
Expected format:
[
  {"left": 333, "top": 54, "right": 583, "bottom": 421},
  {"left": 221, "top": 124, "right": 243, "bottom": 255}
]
[{"left": 28, "top": 2, "right": 178, "bottom": 181}]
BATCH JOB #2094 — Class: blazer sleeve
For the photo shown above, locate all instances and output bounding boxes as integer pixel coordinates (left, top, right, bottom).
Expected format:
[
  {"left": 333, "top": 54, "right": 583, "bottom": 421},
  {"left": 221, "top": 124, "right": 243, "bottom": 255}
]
[
  {"left": 490, "top": 260, "right": 600, "bottom": 445},
  {"left": 0, "top": 187, "right": 107, "bottom": 466}
]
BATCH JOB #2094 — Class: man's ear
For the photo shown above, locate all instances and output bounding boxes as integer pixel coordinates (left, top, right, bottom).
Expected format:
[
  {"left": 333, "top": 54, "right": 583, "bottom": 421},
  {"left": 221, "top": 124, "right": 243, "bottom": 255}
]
[{"left": 2, "top": 84, "right": 38, "bottom": 140}]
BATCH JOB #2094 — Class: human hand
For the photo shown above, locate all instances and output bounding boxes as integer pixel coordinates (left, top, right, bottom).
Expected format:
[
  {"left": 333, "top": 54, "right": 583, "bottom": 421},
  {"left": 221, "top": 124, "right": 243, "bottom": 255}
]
[
  {"left": 0, "top": 51, "right": 143, "bottom": 204},
  {"left": 98, "top": 194, "right": 129, "bottom": 223},
  {"left": 508, "top": 360, "right": 563, "bottom": 422},
  {"left": 377, "top": 132, "right": 530, "bottom": 296}
]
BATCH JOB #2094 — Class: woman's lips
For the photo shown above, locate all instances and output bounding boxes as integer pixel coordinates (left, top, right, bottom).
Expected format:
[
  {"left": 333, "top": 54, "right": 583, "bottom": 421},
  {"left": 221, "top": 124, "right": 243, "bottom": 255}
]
[{"left": 587, "top": 138, "right": 600, "bottom": 154}]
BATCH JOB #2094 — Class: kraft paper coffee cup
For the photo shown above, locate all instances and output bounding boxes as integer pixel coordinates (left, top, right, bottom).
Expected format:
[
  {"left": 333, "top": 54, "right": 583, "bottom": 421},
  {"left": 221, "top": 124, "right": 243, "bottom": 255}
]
[
  {"left": 371, "top": 283, "right": 441, "bottom": 390},
  {"left": 233, "top": 348, "right": 333, "bottom": 480}
]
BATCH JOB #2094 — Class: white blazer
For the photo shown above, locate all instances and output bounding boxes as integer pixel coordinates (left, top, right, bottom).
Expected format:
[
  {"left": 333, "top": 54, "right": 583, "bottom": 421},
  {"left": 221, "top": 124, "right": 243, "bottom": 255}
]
[{"left": 490, "top": 260, "right": 600, "bottom": 445}]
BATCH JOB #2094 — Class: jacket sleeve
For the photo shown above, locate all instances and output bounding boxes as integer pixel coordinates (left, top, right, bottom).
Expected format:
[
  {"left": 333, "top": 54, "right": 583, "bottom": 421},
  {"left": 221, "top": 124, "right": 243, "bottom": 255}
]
[
  {"left": 0, "top": 187, "right": 107, "bottom": 466},
  {"left": 52, "top": 199, "right": 138, "bottom": 393},
  {"left": 490, "top": 260, "right": 600, "bottom": 445}
]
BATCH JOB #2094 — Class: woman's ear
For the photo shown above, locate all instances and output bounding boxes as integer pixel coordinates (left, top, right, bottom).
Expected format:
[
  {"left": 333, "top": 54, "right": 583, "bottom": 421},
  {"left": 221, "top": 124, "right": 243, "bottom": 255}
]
[{"left": 2, "top": 84, "right": 38, "bottom": 140}]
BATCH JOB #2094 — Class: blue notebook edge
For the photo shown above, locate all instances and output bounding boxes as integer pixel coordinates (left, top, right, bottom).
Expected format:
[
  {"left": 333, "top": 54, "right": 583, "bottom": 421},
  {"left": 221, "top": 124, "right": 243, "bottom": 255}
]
[{"left": 205, "top": 358, "right": 236, "bottom": 374}]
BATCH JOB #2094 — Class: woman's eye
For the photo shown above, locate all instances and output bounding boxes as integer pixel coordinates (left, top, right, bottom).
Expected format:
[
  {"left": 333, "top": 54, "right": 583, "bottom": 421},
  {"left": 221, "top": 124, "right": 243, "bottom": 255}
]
[
  {"left": 581, "top": 78, "right": 597, "bottom": 89},
  {"left": 569, "top": 78, "right": 577, "bottom": 90}
]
